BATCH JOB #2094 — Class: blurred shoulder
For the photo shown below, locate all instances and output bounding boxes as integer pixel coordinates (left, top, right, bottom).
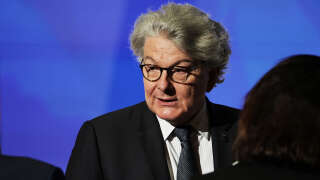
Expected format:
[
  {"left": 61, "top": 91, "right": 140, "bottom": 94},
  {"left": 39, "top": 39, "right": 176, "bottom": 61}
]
[
  {"left": 194, "top": 161, "right": 320, "bottom": 180},
  {"left": 0, "top": 155, "right": 64, "bottom": 180}
]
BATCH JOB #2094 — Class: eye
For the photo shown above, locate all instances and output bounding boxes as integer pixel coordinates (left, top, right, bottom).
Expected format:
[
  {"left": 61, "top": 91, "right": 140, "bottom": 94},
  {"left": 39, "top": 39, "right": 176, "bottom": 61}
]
[
  {"left": 144, "top": 64, "right": 159, "bottom": 72},
  {"left": 172, "top": 67, "right": 191, "bottom": 73}
]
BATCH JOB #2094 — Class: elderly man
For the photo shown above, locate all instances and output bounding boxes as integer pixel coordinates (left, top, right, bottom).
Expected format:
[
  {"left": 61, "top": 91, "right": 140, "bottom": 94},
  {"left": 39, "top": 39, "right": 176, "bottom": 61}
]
[{"left": 66, "top": 3, "right": 239, "bottom": 180}]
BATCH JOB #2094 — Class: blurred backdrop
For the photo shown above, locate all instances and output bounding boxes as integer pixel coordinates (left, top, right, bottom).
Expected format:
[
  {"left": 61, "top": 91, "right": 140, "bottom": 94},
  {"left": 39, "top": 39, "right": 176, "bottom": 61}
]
[{"left": 0, "top": 0, "right": 319, "bottom": 171}]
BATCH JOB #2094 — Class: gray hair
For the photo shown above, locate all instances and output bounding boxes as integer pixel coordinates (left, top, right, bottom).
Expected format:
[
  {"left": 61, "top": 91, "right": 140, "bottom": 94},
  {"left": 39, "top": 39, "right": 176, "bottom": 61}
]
[{"left": 130, "top": 3, "right": 231, "bottom": 84}]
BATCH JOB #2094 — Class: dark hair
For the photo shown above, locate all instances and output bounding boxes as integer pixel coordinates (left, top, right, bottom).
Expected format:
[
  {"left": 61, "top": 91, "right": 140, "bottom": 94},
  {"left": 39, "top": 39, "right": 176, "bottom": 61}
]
[{"left": 233, "top": 54, "right": 320, "bottom": 168}]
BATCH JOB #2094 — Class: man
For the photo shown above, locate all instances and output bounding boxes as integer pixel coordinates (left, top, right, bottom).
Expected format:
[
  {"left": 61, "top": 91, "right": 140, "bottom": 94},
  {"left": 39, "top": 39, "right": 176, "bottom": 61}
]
[
  {"left": 66, "top": 3, "right": 239, "bottom": 180},
  {"left": 0, "top": 154, "right": 65, "bottom": 180}
]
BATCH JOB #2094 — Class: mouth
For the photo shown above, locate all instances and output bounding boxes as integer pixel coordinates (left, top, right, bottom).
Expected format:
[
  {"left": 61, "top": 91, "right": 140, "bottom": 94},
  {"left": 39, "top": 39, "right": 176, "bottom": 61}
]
[
  {"left": 156, "top": 97, "right": 178, "bottom": 105},
  {"left": 158, "top": 97, "right": 177, "bottom": 101}
]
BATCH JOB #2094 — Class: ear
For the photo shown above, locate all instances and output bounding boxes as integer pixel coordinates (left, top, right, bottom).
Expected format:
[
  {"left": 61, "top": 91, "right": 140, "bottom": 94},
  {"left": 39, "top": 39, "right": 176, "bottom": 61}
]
[{"left": 206, "top": 68, "right": 218, "bottom": 92}]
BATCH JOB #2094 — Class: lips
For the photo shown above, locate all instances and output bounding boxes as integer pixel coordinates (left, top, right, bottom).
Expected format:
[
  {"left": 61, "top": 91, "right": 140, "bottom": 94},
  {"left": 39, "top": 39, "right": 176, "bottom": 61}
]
[
  {"left": 156, "top": 97, "right": 178, "bottom": 106},
  {"left": 159, "top": 98, "right": 176, "bottom": 102}
]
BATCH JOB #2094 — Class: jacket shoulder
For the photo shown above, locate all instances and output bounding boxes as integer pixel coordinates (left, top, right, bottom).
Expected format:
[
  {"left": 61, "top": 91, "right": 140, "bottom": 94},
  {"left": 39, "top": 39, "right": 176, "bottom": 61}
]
[
  {"left": 212, "top": 103, "right": 239, "bottom": 115},
  {"left": 208, "top": 102, "right": 240, "bottom": 126},
  {"left": 89, "top": 101, "right": 148, "bottom": 127},
  {"left": 79, "top": 101, "right": 150, "bottom": 137}
]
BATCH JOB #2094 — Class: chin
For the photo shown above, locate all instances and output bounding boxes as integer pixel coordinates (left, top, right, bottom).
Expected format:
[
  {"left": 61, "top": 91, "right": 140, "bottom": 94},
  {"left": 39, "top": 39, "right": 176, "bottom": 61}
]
[
  {"left": 157, "top": 112, "right": 178, "bottom": 121},
  {"left": 156, "top": 111, "right": 187, "bottom": 125}
]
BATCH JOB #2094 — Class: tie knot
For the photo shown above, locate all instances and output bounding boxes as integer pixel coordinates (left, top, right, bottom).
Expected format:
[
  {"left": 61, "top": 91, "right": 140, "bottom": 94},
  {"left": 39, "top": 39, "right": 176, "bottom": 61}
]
[{"left": 174, "top": 127, "right": 191, "bottom": 142}]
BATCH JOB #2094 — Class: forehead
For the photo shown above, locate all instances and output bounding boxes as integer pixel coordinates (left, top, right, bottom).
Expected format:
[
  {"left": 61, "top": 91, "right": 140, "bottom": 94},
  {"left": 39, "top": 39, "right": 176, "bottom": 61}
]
[{"left": 143, "top": 36, "right": 194, "bottom": 66}]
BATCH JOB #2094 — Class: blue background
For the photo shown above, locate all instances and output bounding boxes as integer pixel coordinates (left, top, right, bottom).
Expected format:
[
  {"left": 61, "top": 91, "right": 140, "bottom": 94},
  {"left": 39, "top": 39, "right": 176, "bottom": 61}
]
[{"left": 0, "top": 0, "right": 319, "bottom": 171}]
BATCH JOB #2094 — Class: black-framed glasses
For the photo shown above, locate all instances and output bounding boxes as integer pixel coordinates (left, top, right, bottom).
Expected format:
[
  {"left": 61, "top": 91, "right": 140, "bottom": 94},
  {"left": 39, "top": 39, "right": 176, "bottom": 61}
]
[{"left": 139, "top": 62, "right": 205, "bottom": 83}]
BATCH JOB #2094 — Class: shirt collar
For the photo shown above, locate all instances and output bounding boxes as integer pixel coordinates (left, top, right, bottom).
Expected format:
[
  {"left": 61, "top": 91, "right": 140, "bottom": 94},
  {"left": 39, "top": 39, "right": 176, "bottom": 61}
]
[{"left": 158, "top": 117, "right": 175, "bottom": 140}]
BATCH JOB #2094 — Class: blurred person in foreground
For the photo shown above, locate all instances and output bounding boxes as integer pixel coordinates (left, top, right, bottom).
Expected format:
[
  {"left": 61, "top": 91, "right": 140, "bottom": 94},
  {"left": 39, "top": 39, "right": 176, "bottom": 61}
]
[
  {"left": 0, "top": 148, "right": 65, "bottom": 180},
  {"left": 193, "top": 54, "right": 320, "bottom": 180},
  {"left": 66, "top": 3, "right": 239, "bottom": 180}
]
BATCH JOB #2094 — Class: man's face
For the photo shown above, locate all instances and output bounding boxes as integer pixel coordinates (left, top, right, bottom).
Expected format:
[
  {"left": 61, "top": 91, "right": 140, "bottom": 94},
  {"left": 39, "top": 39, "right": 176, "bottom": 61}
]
[{"left": 142, "top": 35, "right": 214, "bottom": 125}]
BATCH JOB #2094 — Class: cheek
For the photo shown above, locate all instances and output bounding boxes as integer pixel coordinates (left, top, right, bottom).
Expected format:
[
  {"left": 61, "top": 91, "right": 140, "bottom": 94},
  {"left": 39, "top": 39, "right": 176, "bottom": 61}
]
[
  {"left": 175, "top": 85, "right": 195, "bottom": 106},
  {"left": 143, "top": 80, "right": 155, "bottom": 100},
  {"left": 176, "top": 83, "right": 206, "bottom": 106}
]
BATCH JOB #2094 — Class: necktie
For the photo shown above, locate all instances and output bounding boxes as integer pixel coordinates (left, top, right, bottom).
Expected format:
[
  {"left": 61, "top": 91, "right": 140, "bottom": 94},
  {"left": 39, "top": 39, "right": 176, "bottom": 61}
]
[{"left": 174, "top": 127, "right": 198, "bottom": 180}]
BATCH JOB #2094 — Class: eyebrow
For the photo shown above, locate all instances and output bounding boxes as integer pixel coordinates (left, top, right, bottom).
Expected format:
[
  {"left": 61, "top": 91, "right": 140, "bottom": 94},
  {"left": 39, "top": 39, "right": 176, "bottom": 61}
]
[{"left": 143, "top": 56, "right": 194, "bottom": 67}]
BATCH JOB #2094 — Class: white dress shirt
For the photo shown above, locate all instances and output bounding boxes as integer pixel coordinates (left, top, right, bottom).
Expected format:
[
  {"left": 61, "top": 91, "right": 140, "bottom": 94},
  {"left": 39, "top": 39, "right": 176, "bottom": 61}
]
[{"left": 157, "top": 102, "right": 214, "bottom": 180}]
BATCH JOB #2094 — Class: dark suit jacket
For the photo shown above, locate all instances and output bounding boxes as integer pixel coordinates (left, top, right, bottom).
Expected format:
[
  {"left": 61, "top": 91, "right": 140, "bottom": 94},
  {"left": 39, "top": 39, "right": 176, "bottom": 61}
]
[
  {"left": 0, "top": 155, "right": 65, "bottom": 180},
  {"left": 66, "top": 100, "right": 239, "bottom": 180},
  {"left": 192, "top": 161, "right": 320, "bottom": 180}
]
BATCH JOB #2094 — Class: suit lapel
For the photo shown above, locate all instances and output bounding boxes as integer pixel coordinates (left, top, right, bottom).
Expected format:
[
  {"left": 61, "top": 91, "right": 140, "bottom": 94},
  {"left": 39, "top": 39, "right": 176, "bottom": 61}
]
[
  {"left": 207, "top": 101, "right": 237, "bottom": 170},
  {"left": 138, "top": 103, "right": 171, "bottom": 180},
  {"left": 210, "top": 123, "right": 234, "bottom": 170}
]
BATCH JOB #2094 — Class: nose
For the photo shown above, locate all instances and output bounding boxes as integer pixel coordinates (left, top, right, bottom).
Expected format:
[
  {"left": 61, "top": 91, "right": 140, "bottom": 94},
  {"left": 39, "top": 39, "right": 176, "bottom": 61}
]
[{"left": 157, "top": 70, "right": 170, "bottom": 91}]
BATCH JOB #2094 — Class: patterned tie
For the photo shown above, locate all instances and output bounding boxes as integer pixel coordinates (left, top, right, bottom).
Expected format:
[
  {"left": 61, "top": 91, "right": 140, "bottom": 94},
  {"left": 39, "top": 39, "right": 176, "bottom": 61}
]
[{"left": 174, "top": 127, "right": 198, "bottom": 180}]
